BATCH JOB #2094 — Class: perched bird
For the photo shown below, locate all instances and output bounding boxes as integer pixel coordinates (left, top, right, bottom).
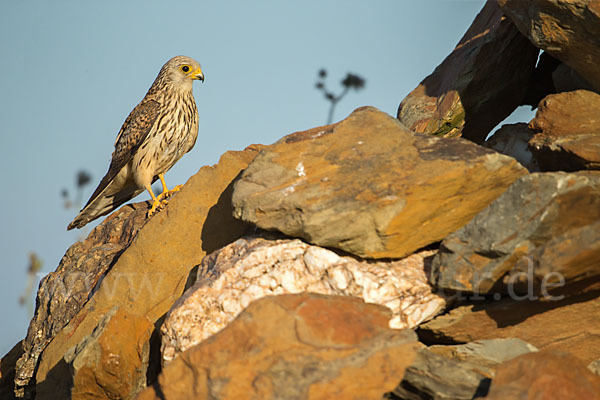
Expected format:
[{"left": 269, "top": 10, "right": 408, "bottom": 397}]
[{"left": 67, "top": 56, "right": 204, "bottom": 230}]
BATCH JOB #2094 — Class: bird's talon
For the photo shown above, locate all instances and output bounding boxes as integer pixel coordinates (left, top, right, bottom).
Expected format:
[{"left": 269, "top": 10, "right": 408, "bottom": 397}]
[
  {"left": 158, "top": 185, "right": 183, "bottom": 201},
  {"left": 148, "top": 199, "right": 169, "bottom": 217}
]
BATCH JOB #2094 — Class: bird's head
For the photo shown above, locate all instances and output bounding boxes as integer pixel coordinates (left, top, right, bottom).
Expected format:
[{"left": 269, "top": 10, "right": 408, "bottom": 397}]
[{"left": 159, "top": 55, "right": 204, "bottom": 91}]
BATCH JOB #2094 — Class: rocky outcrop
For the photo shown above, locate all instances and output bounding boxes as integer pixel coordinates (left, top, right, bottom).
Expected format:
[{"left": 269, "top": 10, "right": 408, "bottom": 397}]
[
  {"left": 390, "top": 339, "right": 538, "bottom": 400},
  {"left": 417, "top": 291, "right": 600, "bottom": 365},
  {"left": 15, "top": 203, "right": 149, "bottom": 397},
  {"left": 397, "top": 1, "right": 539, "bottom": 143},
  {"left": 528, "top": 90, "right": 600, "bottom": 171},
  {"left": 498, "top": 0, "right": 600, "bottom": 93},
  {"left": 233, "top": 107, "right": 527, "bottom": 259},
  {"left": 486, "top": 351, "right": 600, "bottom": 400},
  {"left": 5, "top": 2, "right": 600, "bottom": 398},
  {"left": 160, "top": 236, "right": 445, "bottom": 365},
  {"left": 432, "top": 172, "right": 600, "bottom": 295},
  {"left": 23, "top": 149, "right": 259, "bottom": 398},
  {"left": 141, "top": 294, "right": 418, "bottom": 400}
]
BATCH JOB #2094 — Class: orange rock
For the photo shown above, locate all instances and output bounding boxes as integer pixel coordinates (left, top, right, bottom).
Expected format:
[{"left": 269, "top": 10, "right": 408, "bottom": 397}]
[
  {"left": 418, "top": 292, "right": 600, "bottom": 365},
  {"left": 137, "top": 294, "right": 418, "bottom": 400},
  {"left": 397, "top": 1, "right": 538, "bottom": 143},
  {"left": 498, "top": 0, "right": 600, "bottom": 93},
  {"left": 33, "top": 148, "right": 260, "bottom": 396},
  {"left": 233, "top": 107, "right": 527, "bottom": 259},
  {"left": 486, "top": 351, "right": 600, "bottom": 400},
  {"left": 528, "top": 90, "right": 600, "bottom": 171},
  {"left": 36, "top": 308, "right": 153, "bottom": 400}
]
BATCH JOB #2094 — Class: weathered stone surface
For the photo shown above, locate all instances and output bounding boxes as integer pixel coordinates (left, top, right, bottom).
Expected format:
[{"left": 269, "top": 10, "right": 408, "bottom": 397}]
[
  {"left": 1, "top": 342, "right": 23, "bottom": 400},
  {"left": 432, "top": 171, "right": 600, "bottom": 294},
  {"left": 498, "top": 0, "right": 600, "bottom": 92},
  {"left": 390, "top": 347, "right": 489, "bottom": 400},
  {"left": 36, "top": 307, "right": 153, "bottom": 400},
  {"left": 529, "top": 90, "right": 600, "bottom": 171},
  {"left": 485, "top": 123, "right": 539, "bottom": 171},
  {"left": 510, "top": 220, "right": 600, "bottom": 287},
  {"left": 397, "top": 1, "right": 538, "bottom": 143},
  {"left": 15, "top": 203, "right": 148, "bottom": 397},
  {"left": 233, "top": 107, "right": 527, "bottom": 259},
  {"left": 138, "top": 294, "right": 418, "bottom": 400},
  {"left": 417, "top": 292, "right": 600, "bottom": 365},
  {"left": 390, "top": 339, "right": 537, "bottom": 400},
  {"left": 485, "top": 351, "right": 600, "bottom": 400},
  {"left": 427, "top": 338, "right": 538, "bottom": 373},
  {"left": 160, "top": 236, "right": 444, "bottom": 365},
  {"left": 589, "top": 359, "right": 600, "bottom": 375},
  {"left": 32, "top": 149, "right": 260, "bottom": 396}
]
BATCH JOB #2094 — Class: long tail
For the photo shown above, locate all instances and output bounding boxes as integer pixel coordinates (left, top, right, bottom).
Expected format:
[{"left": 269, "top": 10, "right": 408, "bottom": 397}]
[{"left": 67, "top": 183, "right": 144, "bottom": 230}]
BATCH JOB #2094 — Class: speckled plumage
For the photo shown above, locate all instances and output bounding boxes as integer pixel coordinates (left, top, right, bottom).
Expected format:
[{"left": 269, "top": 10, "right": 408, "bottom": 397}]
[{"left": 68, "top": 56, "right": 203, "bottom": 230}]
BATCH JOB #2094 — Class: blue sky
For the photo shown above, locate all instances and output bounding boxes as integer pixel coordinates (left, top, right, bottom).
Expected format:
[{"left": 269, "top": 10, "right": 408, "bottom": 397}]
[{"left": 0, "top": 0, "right": 534, "bottom": 355}]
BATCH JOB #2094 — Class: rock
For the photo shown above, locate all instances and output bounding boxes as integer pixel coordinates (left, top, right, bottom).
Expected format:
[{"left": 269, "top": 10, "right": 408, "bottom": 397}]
[
  {"left": 427, "top": 338, "right": 538, "bottom": 373},
  {"left": 160, "top": 236, "right": 445, "bottom": 365},
  {"left": 484, "top": 123, "right": 539, "bottom": 171},
  {"left": 589, "top": 359, "right": 600, "bottom": 375},
  {"left": 529, "top": 90, "right": 600, "bottom": 171},
  {"left": 31, "top": 148, "right": 260, "bottom": 397},
  {"left": 510, "top": 220, "right": 600, "bottom": 288},
  {"left": 232, "top": 107, "right": 527, "bottom": 259},
  {"left": 138, "top": 294, "right": 418, "bottom": 400},
  {"left": 389, "top": 339, "right": 537, "bottom": 400},
  {"left": 485, "top": 351, "right": 600, "bottom": 400},
  {"left": 497, "top": 0, "right": 600, "bottom": 93},
  {"left": 36, "top": 308, "right": 153, "bottom": 400},
  {"left": 390, "top": 347, "right": 490, "bottom": 400},
  {"left": 417, "top": 292, "right": 600, "bottom": 365},
  {"left": 1, "top": 342, "right": 23, "bottom": 400},
  {"left": 396, "top": 1, "right": 538, "bottom": 143},
  {"left": 15, "top": 203, "right": 149, "bottom": 397},
  {"left": 432, "top": 171, "right": 600, "bottom": 294},
  {"left": 552, "top": 63, "right": 596, "bottom": 93}
]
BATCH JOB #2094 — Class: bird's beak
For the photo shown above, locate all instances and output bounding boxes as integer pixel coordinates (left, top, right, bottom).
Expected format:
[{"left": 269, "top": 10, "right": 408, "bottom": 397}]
[{"left": 193, "top": 67, "right": 204, "bottom": 82}]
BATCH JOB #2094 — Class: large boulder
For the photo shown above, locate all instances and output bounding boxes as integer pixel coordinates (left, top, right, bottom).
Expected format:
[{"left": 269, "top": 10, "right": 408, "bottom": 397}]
[
  {"left": 29, "top": 148, "right": 260, "bottom": 398},
  {"left": 138, "top": 294, "right": 419, "bottom": 400},
  {"left": 432, "top": 171, "right": 600, "bottom": 294},
  {"left": 232, "top": 107, "right": 527, "bottom": 259},
  {"left": 397, "top": 1, "right": 538, "bottom": 143},
  {"left": 160, "top": 236, "right": 445, "bottom": 365},
  {"left": 498, "top": 0, "right": 600, "bottom": 92},
  {"left": 529, "top": 90, "right": 600, "bottom": 171}
]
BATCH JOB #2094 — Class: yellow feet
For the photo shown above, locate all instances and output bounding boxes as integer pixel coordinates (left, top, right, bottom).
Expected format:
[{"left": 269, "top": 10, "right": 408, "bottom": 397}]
[
  {"left": 156, "top": 174, "right": 183, "bottom": 201},
  {"left": 148, "top": 198, "right": 169, "bottom": 217},
  {"left": 157, "top": 184, "right": 183, "bottom": 202}
]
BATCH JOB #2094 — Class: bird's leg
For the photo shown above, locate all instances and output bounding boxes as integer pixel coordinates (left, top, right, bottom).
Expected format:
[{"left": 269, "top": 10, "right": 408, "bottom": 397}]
[
  {"left": 156, "top": 173, "right": 183, "bottom": 201},
  {"left": 146, "top": 184, "right": 168, "bottom": 217}
]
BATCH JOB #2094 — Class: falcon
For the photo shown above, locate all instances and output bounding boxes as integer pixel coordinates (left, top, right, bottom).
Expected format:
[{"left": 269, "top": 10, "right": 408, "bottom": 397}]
[{"left": 67, "top": 56, "right": 204, "bottom": 230}]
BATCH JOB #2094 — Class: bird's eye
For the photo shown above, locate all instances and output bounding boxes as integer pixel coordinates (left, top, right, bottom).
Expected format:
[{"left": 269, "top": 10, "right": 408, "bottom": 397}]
[{"left": 181, "top": 65, "right": 190, "bottom": 73}]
